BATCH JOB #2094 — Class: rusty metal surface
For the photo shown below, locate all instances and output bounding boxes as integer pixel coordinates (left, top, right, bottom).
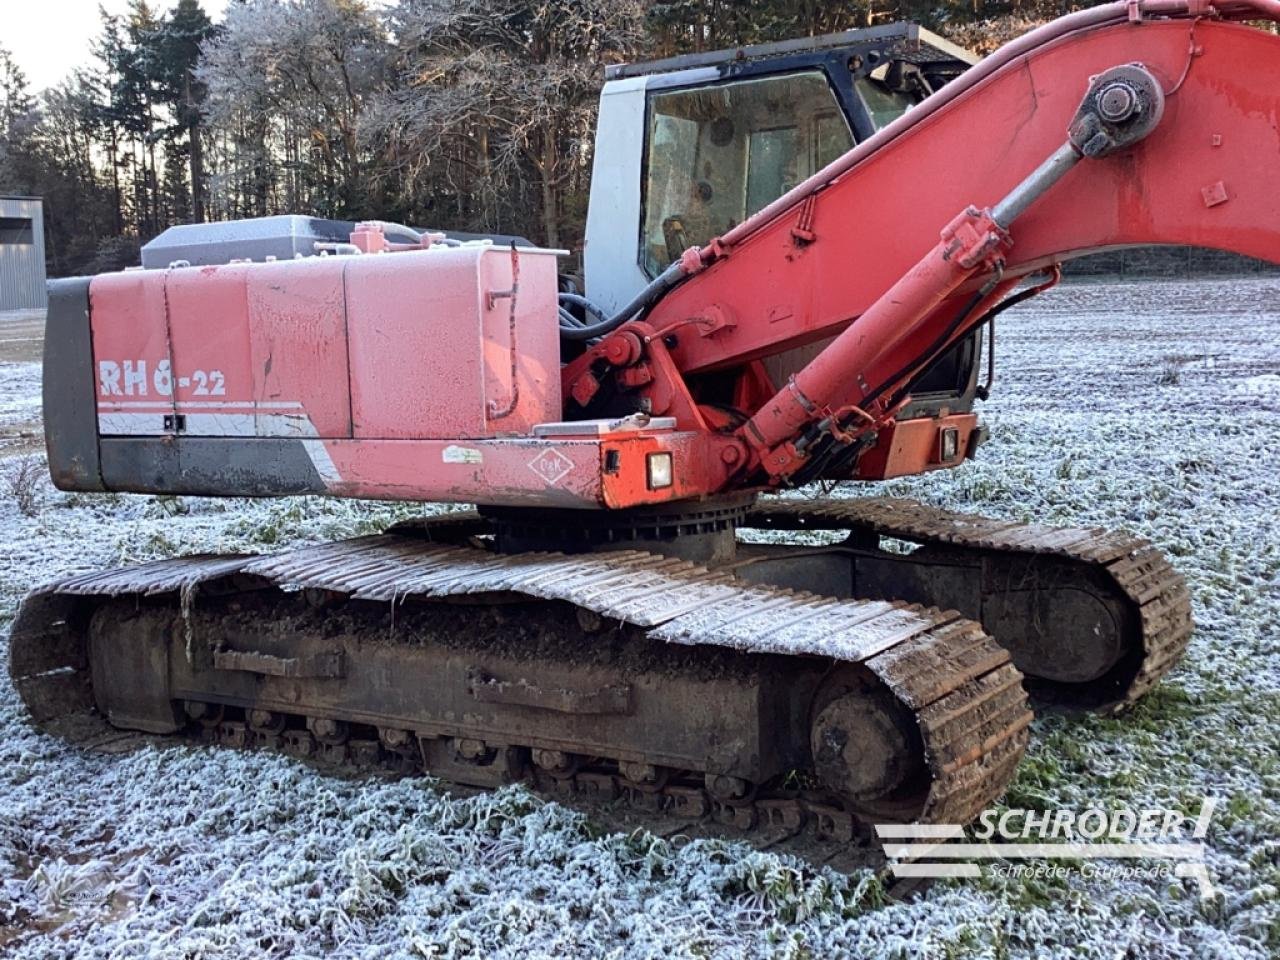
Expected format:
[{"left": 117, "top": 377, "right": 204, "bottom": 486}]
[
  {"left": 11, "top": 533, "right": 1031, "bottom": 830},
  {"left": 238, "top": 538, "right": 990, "bottom": 671},
  {"left": 746, "top": 495, "right": 1193, "bottom": 712},
  {"left": 240, "top": 538, "right": 747, "bottom": 628},
  {"left": 50, "top": 554, "right": 254, "bottom": 597}
]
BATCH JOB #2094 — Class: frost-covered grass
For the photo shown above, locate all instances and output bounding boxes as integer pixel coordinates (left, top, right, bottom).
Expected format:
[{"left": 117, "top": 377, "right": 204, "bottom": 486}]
[
  {"left": 0, "top": 362, "right": 40, "bottom": 431},
  {"left": 1, "top": 277, "right": 1278, "bottom": 957}
]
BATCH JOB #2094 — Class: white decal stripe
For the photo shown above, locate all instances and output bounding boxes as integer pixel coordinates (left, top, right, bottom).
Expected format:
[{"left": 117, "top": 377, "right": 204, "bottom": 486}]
[
  {"left": 97, "top": 410, "right": 326, "bottom": 442},
  {"left": 301, "top": 439, "right": 342, "bottom": 484},
  {"left": 98, "top": 412, "right": 165, "bottom": 435},
  {"left": 181, "top": 413, "right": 257, "bottom": 435},
  {"left": 874, "top": 824, "right": 965, "bottom": 839},
  {"left": 890, "top": 864, "right": 981, "bottom": 878},
  {"left": 881, "top": 842, "right": 1207, "bottom": 860},
  {"left": 97, "top": 400, "right": 304, "bottom": 410}
]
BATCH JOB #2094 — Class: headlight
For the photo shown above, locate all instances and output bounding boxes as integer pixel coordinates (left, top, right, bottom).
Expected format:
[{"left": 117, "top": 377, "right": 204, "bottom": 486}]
[
  {"left": 646, "top": 452, "right": 673, "bottom": 489},
  {"left": 939, "top": 427, "right": 960, "bottom": 463}
]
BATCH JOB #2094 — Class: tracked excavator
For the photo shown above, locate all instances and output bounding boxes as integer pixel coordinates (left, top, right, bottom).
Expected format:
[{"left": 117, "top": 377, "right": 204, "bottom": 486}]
[{"left": 12, "top": 2, "right": 1280, "bottom": 840}]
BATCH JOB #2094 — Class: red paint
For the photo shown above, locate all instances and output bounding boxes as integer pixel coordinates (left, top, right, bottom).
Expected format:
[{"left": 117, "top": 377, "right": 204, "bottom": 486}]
[
  {"left": 91, "top": 271, "right": 171, "bottom": 419},
  {"left": 247, "top": 258, "right": 352, "bottom": 438},
  {"left": 313, "top": 430, "right": 731, "bottom": 509},
  {"left": 853, "top": 414, "right": 979, "bottom": 480},
  {"left": 165, "top": 264, "right": 255, "bottom": 424},
  {"left": 343, "top": 246, "right": 561, "bottom": 439}
]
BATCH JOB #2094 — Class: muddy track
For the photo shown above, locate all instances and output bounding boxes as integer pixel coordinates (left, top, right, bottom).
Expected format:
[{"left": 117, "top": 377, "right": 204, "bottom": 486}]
[
  {"left": 744, "top": 496, "right": 1193, "bottom": 712},
  {"left": 9, "top": 535, "right": 1031, "bottom": 859}
]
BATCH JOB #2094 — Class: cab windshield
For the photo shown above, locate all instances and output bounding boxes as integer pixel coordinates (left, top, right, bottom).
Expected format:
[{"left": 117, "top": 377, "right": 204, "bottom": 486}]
[{"left": 641, "top": 71, "right": 854, "bottom": 275}]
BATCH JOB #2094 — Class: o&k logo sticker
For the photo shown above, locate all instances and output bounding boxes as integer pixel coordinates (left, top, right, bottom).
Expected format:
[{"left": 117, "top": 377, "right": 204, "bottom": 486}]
[{"left": 528, "top": 449, "right": 574, "bottom": 485}]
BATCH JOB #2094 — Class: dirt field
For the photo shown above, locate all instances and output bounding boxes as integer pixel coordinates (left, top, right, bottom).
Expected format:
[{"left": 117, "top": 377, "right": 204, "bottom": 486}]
[
  {"left": 0, "top": 312, "right": 43, "bottom": 364},
  {"left": 0, "top": 279, "right": 1276, "bottom": 958},
  {"left": 0, "top": 311, "right": 43, "bottom": 459}
]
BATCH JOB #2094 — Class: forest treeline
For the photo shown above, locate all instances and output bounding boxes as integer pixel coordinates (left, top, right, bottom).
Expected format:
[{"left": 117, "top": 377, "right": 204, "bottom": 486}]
[{"left": 0, "top": 0, "right": 1083, "bottom": 277}]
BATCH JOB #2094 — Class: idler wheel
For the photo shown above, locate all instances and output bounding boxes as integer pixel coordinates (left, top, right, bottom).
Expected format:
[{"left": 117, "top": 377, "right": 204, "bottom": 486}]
[
  {"left": 809, "top": 672, "right": 926, "bottom": 816},
  {"left": 1003, "top": 588, "right": 1125, "bottom": 684}
]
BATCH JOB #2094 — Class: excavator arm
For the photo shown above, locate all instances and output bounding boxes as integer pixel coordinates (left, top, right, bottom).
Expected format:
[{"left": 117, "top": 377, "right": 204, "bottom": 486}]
[{"left": 565, "top": 2, "right": 1280, "bottom": 490}]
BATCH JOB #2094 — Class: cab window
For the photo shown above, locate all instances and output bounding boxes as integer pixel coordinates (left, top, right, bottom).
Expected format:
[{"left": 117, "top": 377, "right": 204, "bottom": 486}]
[
  {"left": 855, "top": 67, "right": 918, "bottom": 130},
  {"left": 641, "top": 71, "right": 854, "bottom": 275}
]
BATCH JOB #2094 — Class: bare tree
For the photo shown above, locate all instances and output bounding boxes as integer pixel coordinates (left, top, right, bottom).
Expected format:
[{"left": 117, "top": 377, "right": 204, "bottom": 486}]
[
  {"left": 365, "top": 0, "right": 645, "bottom": 248},
  {"left": 199, "top": 0, "right": 390, "bottom": 218}
]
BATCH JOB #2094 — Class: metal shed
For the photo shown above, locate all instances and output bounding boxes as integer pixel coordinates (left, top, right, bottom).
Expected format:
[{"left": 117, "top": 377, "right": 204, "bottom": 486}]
[{"left": 0, "top": 196, "right": 47, "bottom": 312}]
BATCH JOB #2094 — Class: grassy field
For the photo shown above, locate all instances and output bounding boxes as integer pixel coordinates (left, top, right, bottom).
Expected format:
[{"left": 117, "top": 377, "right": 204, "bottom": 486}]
[{"left": 0, "top": 279, "right": 1276, "bottom": 958}]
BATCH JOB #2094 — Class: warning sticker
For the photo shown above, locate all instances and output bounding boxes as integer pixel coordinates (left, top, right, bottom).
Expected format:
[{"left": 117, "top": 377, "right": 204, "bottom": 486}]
[{"left": 442, "top": 445, "right": 484, "bottom": 465}]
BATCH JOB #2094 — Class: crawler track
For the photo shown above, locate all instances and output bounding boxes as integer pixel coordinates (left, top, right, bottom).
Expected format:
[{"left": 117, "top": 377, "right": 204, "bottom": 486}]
[
  {"left": 744, "top": 497, "right": 1193, "bottom": 712},
  {"left": 10, "top": 534, "right": 1031, "bottom": 847}
]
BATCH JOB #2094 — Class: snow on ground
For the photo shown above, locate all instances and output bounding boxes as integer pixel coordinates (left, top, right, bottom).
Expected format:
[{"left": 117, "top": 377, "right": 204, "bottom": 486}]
[
  {"left": 0, "top": 313, "right": 45, "bottom": 456},
  {"left": 0, "top": 361, "right": 40, "bottom": 432},
  {"left": 0, "top": 278, "right": 1277, "bottom": 958}
]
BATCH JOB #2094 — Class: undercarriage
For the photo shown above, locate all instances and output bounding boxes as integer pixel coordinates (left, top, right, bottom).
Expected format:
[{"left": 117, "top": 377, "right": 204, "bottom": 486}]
[{"left": 9, "top": 495, "right": 1190, "bottom": 845}]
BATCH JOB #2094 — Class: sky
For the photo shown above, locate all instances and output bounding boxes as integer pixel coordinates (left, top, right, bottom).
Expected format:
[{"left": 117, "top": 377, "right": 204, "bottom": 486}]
[{"left": 4, "top": 1, "right": 231, "bottom": 93}]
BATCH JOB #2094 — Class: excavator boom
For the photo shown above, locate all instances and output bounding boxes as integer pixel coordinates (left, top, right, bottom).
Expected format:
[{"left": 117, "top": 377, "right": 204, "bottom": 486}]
[{"left": 568, "top": 4, "right": 1280, "bottom": 488}]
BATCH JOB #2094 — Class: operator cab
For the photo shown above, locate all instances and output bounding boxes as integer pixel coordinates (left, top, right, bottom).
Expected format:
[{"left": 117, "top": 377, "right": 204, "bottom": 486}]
[{"left": 584, "top": 23, "right": 976, "bottom": 309}]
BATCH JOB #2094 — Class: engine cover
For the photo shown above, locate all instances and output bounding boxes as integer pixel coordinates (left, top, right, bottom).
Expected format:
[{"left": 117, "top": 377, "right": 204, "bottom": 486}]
[{"left": 46, "top": 240, "right": 722, "bottom": 509}]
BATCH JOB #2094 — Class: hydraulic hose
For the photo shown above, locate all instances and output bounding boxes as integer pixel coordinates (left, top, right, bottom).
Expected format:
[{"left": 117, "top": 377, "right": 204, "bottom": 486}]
[
  {"left": 558, "top": 258, "right": 692, "bottom": 341},
  {"left": 558, "top": 292, "right": 610, "bottom": 327}
]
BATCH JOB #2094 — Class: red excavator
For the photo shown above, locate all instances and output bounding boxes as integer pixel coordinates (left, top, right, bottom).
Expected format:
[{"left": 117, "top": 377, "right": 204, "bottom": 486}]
[{"left": 12, "top": 1, "right": 1279, "bottom": 837}]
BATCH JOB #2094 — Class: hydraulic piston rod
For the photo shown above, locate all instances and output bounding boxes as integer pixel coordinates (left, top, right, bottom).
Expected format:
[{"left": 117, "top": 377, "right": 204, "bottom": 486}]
[{"left": 739, "top": 63, "right": 1167, "bottom": 480}]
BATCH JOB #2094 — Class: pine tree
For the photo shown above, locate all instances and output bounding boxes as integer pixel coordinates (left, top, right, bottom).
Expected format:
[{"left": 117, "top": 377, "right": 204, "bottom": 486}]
[
  {"left": 103, "top": 0, "right": 166, "bottom": 237},
  {"left": 157, "top": 0, "right": 215, "bottom": 221},
  {"left": 0, "top": 44, "right": 36, "bottom": 192}
]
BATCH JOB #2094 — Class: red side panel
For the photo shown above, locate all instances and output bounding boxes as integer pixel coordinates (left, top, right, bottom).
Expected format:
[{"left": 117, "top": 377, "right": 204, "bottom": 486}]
[
  {"left": 316, "top": 430, "right": 729, "bottom": 508},
  {"left": 345, "top": 250, "right": 484, "bottom": 439},
  {"left": 343, "top": 246, "right": 561, "bottom": 440},
  {"left": 246, "top": 259, "right": 352, "bottom": 439},
  {"left": 477, "top": 247, "right": 561, "bottom": 432},
  {"left": 165, "top": 265, "right": 256, "bottom": 436},
  {"left": 91, "top": 271, "right": 172, "bottom": 435}
]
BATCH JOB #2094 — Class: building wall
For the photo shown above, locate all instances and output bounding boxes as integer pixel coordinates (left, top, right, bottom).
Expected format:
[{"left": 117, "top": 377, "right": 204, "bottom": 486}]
[{"left": 0, "top": 196, "right": 47, "bottom": 311}]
